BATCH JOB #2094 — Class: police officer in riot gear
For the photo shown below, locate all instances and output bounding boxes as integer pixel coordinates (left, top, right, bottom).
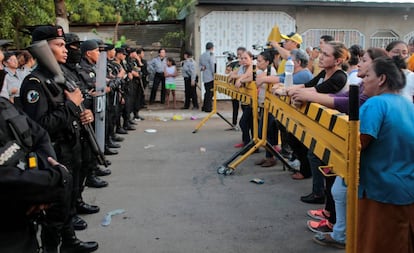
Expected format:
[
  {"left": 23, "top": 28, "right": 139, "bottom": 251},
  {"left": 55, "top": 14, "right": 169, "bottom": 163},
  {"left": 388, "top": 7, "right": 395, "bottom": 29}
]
[
  {"left": 105, "top": 44, "right": 125, "bottom": 144},
  {"left": 63, "top": 33, "right": 107, "bottom": 214},
  {"left": 0, "top": 68, "right": 72, "bottom": 253},
  {"left": 19, "top": 25, "right": 98, "bottom": 253},
  {"left": 119, "top": 46, "right": 137, "bottom": 131},
  {"left": 77, "top": 39, "right": 111, "bottom": 187},
  {"left": 112, "top": 47, "right": 132, "bottom": 134}
]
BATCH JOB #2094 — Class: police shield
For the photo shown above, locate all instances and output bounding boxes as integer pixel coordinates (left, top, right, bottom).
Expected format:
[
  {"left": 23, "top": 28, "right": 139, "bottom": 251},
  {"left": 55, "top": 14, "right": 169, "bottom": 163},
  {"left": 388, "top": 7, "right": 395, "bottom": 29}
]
[{"left": 94, "top": 51, "right": 107, "bottom": 151}]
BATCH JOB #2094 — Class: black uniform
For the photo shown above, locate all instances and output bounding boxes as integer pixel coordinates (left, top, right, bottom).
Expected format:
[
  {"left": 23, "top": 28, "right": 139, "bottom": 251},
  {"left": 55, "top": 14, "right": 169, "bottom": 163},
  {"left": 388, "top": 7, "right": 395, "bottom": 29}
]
[
  {"left": 106, "top": 59, "right": 123, "bottom": 137},
  {"left": 61, "top": 64, "right": 94, "bottom": 196},
  {"left": 139, "top": 57, "right": 149, "bottom": 107},
  {"left": 77, "top": 58, "right": 113, "bottom": 182},
  {"left": 127, "top": 56, "right": 142, "bottom": 119},
  {"left": 20, "top": 66, "right": 92, "bottom": 251},
  {"left": 110, "top": 60, "right": 129, "bottom": 133},
  {"left": 120, "top": 59, "right": 135, "bottom": 130},
  {"left": 0, "top": 96, "right": 71, "bottom": 253}
]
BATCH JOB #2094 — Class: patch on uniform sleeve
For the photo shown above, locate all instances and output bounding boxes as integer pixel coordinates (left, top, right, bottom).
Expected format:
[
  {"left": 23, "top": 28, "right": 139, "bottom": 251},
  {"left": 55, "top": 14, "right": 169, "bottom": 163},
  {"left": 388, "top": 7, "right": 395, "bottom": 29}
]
[{"left": 27, "top": 90, "right": 40, "bottom": 103}]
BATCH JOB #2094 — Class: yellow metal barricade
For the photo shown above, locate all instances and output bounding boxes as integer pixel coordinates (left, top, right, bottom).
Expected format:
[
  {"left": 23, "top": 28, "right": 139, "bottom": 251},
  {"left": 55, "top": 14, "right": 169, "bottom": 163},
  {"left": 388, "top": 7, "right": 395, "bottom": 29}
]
[
  {"left": 193, "top": 74, "right": 256, "bottom": 133},
  {"left": 195, "top": 75, "right": 294, "bottom": 175},
  {"left": 264, "top": 88, "right": 360, "bottom": 253}
]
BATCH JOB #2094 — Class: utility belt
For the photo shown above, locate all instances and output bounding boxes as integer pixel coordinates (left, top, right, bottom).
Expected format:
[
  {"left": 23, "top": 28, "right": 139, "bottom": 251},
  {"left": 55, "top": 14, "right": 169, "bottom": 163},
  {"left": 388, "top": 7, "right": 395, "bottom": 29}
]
[
  {"left": 0, "top": 141, "right": 38, "bottom": 170},
  {"left": 0, "top": 97, "right": 36, "bottom": 170},
  {"left": 155, "top": 72, "right": 164, "bottom": 76}
]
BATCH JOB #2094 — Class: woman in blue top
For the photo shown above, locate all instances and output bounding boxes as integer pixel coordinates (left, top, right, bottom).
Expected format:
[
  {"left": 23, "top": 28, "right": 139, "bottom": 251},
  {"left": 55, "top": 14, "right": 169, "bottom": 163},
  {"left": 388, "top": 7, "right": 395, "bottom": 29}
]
[{"left": 358, "top": 56, "right": 414, "bottom": 253}]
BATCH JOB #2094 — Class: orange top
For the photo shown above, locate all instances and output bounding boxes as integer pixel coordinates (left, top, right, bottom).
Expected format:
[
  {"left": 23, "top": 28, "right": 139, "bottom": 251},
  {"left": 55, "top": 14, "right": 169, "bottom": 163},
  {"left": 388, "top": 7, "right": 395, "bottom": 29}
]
[{"left": 408, "top": 54, "right": 414, "bottom": 72}]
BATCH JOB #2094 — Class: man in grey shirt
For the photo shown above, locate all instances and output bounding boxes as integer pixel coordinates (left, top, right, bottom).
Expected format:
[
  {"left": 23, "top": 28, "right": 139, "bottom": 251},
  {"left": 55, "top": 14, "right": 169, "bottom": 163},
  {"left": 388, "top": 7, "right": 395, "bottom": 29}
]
[
  {"left": 199, "top": 42, "right": 215, "bottom": 112},
  {"left": 181, "top": 50, "right": 198, "bottom": 109},
  {"left": 148, "top": 48, "right": 166, "bottom": 104}
]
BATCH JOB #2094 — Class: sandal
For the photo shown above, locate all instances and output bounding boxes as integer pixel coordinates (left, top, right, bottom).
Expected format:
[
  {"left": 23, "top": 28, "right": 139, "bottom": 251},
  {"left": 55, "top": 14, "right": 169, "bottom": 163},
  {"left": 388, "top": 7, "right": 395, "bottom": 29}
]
[
  {"left": 255, "top": 158, "right": 267, "bottom": 166},
  {"left": 261, "top": 158, "right": 276, "bottom": 167},
  {"left": 234, "top": 143, "right": 244, "bottom": 148},
  {"left": 291, "top": 171, "right": 305, "bottom": 180}
]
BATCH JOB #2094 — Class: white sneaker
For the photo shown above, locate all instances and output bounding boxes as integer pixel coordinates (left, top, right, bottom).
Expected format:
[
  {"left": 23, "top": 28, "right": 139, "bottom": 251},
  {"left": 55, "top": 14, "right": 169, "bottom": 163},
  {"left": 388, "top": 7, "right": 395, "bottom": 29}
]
[{"left": 288, "top": 159, "right": 300, "bottom": 169}]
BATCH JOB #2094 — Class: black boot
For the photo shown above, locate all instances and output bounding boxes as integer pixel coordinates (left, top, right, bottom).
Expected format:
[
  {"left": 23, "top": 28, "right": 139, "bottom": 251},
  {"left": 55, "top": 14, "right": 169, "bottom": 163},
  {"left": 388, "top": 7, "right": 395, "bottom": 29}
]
[
  {"left": 107, "top": 139, "right": 121, "bottom": 149},
  {"left": 111, "top": 134, "right": 124, "bottom": 142},
  {"left": 85, "top": 174, "right": 108, "bottom": 188},
  {"left": 61, "top": 227, "right": 98, "bottom": 253},
  {"left": 76, "top": 201, "right": 100, "bottom": 215},
  {"left": 104, "top": 147, "right": 118, "bottom": 155},
  {"left": 123, "top": 123, "right": 136, "bottom": 131},
  {"left": 95, "top": 166, "right": 111, "bottom": 176},
  {"left": 116, "top": 127, "right": 128, "bottom": 135},
  {"left": 72, "top": 215, "right": 87, "bottom": 230}
]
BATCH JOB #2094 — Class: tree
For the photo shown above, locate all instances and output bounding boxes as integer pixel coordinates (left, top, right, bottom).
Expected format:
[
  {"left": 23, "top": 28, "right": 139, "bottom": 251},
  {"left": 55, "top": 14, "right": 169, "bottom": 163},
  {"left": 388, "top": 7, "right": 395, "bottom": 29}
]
[
  {"left": 55, "top": 0, "right": 69, "bottom": 32},
  {"left": 0, "top": 0, "right": 196, "bottom": 48},
  {"left": 153, "top": 0, "right": 196, "bottom": 20},
  {"left": 0, "top": 0, "right": 54, "bottom": 48},
  {"left": 65, "top": 0, "right": 117, "bottom": 23}
]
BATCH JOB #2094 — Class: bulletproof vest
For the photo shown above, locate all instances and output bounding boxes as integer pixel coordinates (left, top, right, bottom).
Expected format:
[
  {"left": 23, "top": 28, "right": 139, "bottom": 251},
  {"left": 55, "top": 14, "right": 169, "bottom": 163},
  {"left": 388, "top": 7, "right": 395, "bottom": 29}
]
[
  {"left": 110, "top": 61, "right": 122, "bottom": 76},
  {"left": 0, "top": 98, "right": 32, "bottom": 169},
  {"left": 32, "top": 69, "right": 81, "bottom": 142},
  {"left": 31, "top": 68, "right": 66, "bottom": 107},
  {"left": 78, "top": 58, "right": 96, "bottom": 91}
]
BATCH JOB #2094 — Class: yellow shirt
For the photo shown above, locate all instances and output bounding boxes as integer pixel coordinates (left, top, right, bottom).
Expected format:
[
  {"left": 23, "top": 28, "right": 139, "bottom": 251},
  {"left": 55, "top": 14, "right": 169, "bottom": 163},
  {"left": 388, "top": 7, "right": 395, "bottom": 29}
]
[{"left": 277, "top": 59, "right": 286, "bottom": 75}]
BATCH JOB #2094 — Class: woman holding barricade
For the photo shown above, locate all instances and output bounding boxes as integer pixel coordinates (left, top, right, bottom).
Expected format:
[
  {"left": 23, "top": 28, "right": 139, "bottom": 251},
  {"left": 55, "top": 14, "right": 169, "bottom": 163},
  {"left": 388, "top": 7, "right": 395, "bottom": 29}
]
[
  {"left": 254, "top": 51, "right": 278, "bottom": 167},
  {"left": 229, "top": 51, "right": 254, "bottom": 148},
  {"left": 275, "top": 41, "right": 349, "bottom": 179},
  {"left": 256, "top": 49, "right": 313, "bottom": 167},
  {"left": 272, "top": 41, "right": 349, "bottom": 238}
]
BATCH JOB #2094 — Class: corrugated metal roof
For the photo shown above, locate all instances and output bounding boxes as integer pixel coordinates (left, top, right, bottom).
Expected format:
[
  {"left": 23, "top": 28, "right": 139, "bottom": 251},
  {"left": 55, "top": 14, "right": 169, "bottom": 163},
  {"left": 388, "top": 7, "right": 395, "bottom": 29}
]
[{"left": 196, "top": 0, "right": 414, "bottom": 8}]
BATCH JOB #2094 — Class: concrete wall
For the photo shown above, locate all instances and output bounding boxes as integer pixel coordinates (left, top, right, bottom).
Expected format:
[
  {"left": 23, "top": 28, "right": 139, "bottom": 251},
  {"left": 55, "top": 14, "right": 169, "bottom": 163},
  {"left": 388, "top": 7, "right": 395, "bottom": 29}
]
[
  {"left": 70, "top": 22, "right": 189, "bottom": 102},
  {"left": 192, "top": 5, "right": 414, "bottom": 59},
  {"left": 296, "top": 6, "right": 413, "bottom": 47}
]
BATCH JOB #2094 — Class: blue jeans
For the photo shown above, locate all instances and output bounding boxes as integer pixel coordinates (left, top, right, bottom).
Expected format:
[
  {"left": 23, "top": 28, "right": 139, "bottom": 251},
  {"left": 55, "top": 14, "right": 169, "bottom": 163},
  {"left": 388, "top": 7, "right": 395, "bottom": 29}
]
[{"left": 330, "top": 176, "right": 347, "bottom": 243}]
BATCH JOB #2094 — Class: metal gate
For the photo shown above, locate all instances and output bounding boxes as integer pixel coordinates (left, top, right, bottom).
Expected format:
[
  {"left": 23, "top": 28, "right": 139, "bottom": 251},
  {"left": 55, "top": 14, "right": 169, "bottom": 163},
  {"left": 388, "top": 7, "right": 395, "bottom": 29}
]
[{"left": 200, "top": 11, "right": 295, "bottom": 99}]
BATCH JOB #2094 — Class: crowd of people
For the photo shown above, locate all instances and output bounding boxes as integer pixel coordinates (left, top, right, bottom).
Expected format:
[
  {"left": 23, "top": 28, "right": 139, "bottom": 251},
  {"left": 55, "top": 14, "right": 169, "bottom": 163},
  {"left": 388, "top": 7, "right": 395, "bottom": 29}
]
[{"left": 225, "top": 33, "right": 414, "bottom": 252}]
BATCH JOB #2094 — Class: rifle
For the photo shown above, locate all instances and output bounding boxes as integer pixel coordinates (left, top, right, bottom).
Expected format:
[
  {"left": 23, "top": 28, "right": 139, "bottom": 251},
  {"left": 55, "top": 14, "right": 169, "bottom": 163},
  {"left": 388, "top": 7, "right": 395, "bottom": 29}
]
[{"left": 28, "top": 40, "right": 108, "bottom": 167}]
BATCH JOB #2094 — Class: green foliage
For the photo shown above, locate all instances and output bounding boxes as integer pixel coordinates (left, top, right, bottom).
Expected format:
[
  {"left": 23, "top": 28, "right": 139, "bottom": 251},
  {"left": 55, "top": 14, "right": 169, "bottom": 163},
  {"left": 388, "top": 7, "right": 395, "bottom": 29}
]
[
  {"left": 0, "top": 0, "right": 54, "bottom": 48},
  {"left": 160, "top": 31, "right": 186, "bottom": 47},
  {"left": 114, "top": 35, "right": 127, "bottom": 48},
  {"left": 0, "top": 0, "right": 195, "bottom": 48},
  {"left": 154, "top": 0, "right": 196, "bottom": 20},
  {"left": 65, "top": 0, "right": 117, "bottom": 23}
]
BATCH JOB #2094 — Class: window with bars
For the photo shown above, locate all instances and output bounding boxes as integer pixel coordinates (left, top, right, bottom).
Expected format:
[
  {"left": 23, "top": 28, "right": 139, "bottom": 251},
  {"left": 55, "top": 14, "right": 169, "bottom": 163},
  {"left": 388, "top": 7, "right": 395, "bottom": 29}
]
[
  {"left": 370, "top": 30, "right": 399, "bottom": 48},
  {"left": 403, "top": 31, "right": 414, "bottom": 44},
  {"left": 301, "top": 29, "right": 365, "bottom": 49}
]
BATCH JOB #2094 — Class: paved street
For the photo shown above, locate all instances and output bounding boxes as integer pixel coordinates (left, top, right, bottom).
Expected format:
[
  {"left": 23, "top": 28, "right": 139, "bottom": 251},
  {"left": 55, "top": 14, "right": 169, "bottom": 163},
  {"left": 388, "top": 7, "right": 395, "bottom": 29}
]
[{"left": 78, "top": 105, "right": 339, "bottom": 253}]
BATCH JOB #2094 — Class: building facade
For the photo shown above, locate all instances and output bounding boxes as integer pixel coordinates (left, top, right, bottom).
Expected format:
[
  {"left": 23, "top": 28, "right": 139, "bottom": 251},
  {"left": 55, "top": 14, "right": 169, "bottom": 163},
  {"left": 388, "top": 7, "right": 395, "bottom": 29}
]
[{"left": 189, "top": 0, "right": 414, "bottom": 72}]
